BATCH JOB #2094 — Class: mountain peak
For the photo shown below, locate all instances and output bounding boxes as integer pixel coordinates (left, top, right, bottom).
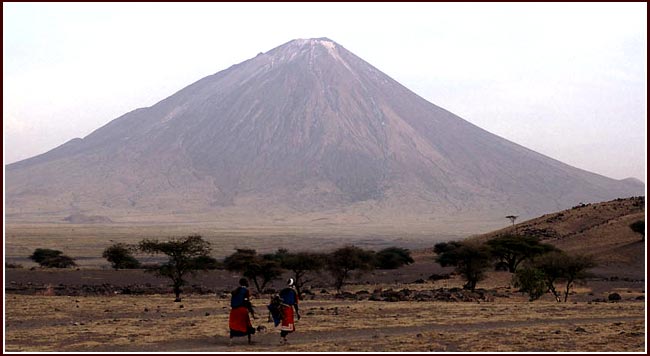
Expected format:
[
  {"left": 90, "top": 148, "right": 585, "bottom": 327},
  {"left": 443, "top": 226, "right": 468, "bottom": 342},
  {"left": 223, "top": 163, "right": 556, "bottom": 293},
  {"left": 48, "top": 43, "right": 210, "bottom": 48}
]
[
  {"left": 274, "top": 37, "right": 340, "bottom": 54},
  {"left": 261, "top": 37, "right": 349, "bottom": 68},
  {"left": 5, "top": 38, "right": 644, "bottom": 227},
  {"left": 289, "top": 37, "right": 336, "bottom": 46}
]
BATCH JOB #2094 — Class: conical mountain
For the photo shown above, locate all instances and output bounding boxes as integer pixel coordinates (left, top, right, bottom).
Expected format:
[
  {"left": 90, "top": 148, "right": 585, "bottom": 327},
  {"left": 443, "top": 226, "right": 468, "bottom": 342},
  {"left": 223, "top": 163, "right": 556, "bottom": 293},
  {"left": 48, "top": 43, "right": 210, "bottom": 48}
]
[{"left": 6, "top": 38, "right": 644, "bottom": 230}]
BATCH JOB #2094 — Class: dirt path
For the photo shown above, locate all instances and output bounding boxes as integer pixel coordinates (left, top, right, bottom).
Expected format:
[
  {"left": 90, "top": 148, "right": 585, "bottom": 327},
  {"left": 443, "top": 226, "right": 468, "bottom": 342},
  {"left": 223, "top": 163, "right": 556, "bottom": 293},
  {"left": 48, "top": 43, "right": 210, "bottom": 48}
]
[{"left": 93, "top": 315, "right": 644, "bottom": 352}]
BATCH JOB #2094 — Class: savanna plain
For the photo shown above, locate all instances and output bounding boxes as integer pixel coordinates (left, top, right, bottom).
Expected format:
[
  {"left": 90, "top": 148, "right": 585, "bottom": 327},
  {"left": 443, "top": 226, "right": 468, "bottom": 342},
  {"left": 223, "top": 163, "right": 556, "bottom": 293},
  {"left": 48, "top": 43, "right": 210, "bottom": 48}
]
[{"left": 4, "top": 221, "right": 646, "bottom": 352}]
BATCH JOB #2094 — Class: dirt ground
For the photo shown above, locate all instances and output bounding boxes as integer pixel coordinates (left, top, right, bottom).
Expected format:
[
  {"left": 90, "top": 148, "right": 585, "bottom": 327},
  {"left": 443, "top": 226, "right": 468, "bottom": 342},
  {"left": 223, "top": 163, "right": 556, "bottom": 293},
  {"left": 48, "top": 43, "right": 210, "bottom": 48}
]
[
  {"left": 4, "top": 292, "right": 645, "bottom": 352},
  {"left": 4, "top": 269, "right": 646, "bottom": 352}
]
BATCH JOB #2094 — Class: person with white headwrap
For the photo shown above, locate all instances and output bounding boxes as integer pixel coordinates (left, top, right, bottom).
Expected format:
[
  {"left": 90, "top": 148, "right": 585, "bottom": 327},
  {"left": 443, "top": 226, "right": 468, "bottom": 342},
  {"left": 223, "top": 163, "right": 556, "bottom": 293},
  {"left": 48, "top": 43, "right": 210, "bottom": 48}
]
[{"left": 277, "top": 278, "right": 300, "bottom": 345}]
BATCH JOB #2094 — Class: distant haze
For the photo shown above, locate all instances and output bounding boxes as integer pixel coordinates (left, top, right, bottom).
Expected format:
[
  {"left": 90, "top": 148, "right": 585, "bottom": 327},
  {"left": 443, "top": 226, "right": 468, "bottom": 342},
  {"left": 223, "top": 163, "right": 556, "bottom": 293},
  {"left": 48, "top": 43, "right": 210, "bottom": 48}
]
[{"left": 3, "top": 3, "right": 647, "bottom": 182}]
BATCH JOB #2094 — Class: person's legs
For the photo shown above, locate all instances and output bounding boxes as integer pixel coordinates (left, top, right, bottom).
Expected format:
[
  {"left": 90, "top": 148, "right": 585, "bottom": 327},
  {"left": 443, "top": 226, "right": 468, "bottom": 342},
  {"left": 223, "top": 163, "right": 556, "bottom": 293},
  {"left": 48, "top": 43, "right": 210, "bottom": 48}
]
[{"left": 280, "top": 330, "right": 289, "bottom": 344}]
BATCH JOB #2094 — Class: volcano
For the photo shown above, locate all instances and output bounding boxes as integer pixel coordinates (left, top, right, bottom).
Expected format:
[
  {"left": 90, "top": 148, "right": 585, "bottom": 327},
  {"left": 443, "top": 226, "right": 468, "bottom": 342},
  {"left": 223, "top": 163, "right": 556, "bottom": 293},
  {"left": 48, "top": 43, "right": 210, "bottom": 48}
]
[{"left": 5, "top": 38, "right": 644, "bottom": 230}]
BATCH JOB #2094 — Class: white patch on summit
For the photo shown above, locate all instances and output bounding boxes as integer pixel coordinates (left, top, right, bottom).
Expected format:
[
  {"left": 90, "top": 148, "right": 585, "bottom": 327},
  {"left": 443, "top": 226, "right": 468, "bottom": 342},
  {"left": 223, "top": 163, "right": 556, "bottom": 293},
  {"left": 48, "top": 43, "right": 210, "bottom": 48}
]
[{"left": 315, "top": 39, "right": 352, "bottom": 72}]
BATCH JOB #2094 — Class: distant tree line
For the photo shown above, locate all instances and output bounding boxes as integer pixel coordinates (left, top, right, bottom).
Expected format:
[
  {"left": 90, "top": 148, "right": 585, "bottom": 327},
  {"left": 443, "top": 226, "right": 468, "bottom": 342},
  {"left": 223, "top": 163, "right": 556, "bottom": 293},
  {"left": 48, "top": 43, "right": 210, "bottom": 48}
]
[
  {"left": 23, "top": 231, "right": 601, "bottom": 303},
  {"left": 97, "top": 237, "right": 414, "bottom": 301}
]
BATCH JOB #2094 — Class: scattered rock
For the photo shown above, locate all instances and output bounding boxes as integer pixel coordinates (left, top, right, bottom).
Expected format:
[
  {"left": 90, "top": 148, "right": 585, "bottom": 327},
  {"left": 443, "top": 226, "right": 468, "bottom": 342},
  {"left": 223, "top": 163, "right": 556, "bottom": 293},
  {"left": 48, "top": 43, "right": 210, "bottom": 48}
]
[
  {"left": 608, "top": 293, "right": 622, "bottom": 301},
  {"left": 575, "top": 327, "right": 587, "bottom": 333}
]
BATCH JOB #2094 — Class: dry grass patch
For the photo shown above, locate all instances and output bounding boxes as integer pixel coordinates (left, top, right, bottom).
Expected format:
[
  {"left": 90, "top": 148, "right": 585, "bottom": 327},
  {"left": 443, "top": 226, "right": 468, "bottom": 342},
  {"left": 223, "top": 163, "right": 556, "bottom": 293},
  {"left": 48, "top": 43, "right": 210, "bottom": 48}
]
[{"left": 5, "top": 293, "right": 645, "bottom": 352}]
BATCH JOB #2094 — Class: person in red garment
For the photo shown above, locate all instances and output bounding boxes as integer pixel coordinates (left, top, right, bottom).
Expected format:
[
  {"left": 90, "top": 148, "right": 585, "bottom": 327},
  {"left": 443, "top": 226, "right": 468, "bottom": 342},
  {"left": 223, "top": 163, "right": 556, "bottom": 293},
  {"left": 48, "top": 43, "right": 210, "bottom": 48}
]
[
  {"left": 278, "top": 278, "right": 300, "bottom": 345},
  {"left": 228, "top": 278, "right": 256, "bottom": 345}
]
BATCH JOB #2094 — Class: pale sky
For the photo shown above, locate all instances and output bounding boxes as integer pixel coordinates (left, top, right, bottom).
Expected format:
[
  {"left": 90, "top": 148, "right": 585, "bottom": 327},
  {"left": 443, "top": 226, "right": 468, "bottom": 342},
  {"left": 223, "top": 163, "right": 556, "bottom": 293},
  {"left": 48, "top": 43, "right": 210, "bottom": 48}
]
[{"left": 3, "top": 2, "right": 647, "bottom": 181}]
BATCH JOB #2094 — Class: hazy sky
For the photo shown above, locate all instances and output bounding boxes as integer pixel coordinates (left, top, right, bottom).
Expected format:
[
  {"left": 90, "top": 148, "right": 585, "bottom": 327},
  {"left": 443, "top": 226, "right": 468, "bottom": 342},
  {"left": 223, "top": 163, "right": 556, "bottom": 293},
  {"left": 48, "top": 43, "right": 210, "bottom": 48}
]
[{"left": 3, "top": 2, "right": 647, "bottom": 181}]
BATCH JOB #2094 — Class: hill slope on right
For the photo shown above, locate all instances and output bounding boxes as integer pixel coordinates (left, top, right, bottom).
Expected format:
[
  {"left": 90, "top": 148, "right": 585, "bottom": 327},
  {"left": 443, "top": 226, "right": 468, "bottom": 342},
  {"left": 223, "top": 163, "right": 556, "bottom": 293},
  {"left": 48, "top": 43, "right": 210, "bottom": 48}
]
[{"left": 472, "top": 196, "right": 645, "bottom": 280}]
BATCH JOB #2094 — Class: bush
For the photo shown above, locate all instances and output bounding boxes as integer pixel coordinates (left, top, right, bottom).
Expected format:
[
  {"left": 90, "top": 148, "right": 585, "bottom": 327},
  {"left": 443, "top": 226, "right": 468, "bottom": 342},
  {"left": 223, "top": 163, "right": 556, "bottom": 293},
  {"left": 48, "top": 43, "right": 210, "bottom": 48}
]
[
  {"left": 41, "top": 255, "right": 77, "bottom": 268},
  {"left": 102, "top": 243, "right": 141, "bottom": 270},
  {"left": 512, "top": 251, "right": 596, "bottom": 302},
  {"left": 629, "top": 220, "right": 644, "bottom": 241},
  {"left": 608, "top": 293, "right": 622, "bottom": 301},
  {"left": 374, "top": 247, "right": 414, "bottom": 269},
  {"left": 191, "top": 255, "right": 222, "bottom": 270},
  {"left": 512, "top": 266, "right": 548, "bottom": 301},
  {"left": 29, "top": 248, "right": 77, "bottom": 268}
]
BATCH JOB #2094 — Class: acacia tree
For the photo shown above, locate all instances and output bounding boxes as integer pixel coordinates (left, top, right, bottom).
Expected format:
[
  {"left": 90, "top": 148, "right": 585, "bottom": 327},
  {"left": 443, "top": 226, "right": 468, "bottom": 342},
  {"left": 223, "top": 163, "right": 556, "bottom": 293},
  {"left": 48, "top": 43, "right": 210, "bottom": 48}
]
[
  {"left": 487, "top": 234, "right": 557, "bottom": 273},
  {"left": 326, "top": 246, "right": 375, "bottom": 292},
  {"left": 223, "top": 249, "right": 283, "bottom": 294},
  {"left": 513, "top": 251, "right": 596, "bottom": 302},
  {"left": 138, "top": 235, "right": 212, "bottom": 302},
  {"left": 102, "top": 243, "right": 141, "bottom": 270},
  {"left": 268, "top": 249, "right": 326, "bottom": 297},
  {"left": 434, "top": 241, "right": 491, "bottom": 291},
  {"left": 505, "top": 215, "right": 518, "bottom": 226}
]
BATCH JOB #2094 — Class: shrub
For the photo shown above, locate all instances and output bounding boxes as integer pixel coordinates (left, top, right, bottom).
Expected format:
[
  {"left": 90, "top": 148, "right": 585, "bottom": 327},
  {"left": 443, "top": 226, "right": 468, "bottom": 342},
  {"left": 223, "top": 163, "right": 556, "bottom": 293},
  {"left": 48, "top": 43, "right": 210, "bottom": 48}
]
[
  {"left": 374, "top": 247, "right": 414, "bottom": 269},
  {"left": 29, "top": 248, "right": 77, "bottom": 268},
  {"left": 629, "top": 220, "right": 644, "bottom": 241},
  {"left": 102, "top": 243, "right": 141, "bottom": 270}
]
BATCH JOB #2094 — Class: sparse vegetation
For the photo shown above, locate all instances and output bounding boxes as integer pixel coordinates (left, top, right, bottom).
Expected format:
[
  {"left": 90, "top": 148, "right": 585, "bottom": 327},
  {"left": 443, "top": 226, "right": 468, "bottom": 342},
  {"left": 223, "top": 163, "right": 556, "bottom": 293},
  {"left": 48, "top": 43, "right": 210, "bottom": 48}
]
[
  {"left": 267, "top": 249, "right": 326, "bottom": 297},
  {"left": 102, "top": 243, "right": 141, "bottom": 270},
  {"left": 512, "top": 266, "right": 548, "bottom": 301},
  {"left": 513, "top": 251, "right": 596, "bottom": 302},
  {"left": 505, "top": 215, "right": 518, "bottom": 224},
  {"left": 374, "top": 247, "right": 414, "bottom": 269},
  {"left": 326, "top": 245, "right": 376, "bottom": 292},
  {"left": 434, "top": 241, "right": 491, "bottom": 291},
  {"left": 629, "top": 220, "right": 644, "bottom": 241},
  {"left": 487, "top": 234, "right": 557, "bottom": 273},
  {"left": 138, "top": 235, "right": 213, "bottom": 302},
  {"left": 29, "top": 248, "right": 77, "bottom": 268},
  {"left": 223, "top": 249, "right": 283, "bottom": 293}
]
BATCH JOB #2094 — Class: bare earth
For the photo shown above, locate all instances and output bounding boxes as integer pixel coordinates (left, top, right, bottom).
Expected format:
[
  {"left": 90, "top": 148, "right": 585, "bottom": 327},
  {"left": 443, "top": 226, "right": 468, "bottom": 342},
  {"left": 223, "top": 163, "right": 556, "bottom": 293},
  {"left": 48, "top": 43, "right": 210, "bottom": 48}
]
[{"left": 4, "top": 271, "right": 646, "bottom": 352}]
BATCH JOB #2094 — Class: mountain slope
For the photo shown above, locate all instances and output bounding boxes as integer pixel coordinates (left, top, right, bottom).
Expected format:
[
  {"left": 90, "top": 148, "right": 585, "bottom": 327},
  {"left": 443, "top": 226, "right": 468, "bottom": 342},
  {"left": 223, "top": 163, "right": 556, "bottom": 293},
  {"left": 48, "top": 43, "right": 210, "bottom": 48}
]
[{"left": 5, "top": 38, "right": 644, "bottom": 229}]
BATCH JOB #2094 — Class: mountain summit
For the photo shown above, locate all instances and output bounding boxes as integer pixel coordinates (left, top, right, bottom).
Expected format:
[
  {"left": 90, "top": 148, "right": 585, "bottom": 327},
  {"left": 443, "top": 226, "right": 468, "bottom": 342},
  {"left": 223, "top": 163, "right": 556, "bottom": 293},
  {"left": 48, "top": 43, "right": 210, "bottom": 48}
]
[{"left": 6, "top": 38, "right": 644, "bottom": 230}]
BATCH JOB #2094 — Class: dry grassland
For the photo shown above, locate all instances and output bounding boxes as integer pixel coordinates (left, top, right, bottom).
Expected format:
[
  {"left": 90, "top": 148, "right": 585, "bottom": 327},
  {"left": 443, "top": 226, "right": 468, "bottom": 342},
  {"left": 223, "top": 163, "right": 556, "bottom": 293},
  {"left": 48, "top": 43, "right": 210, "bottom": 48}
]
[{"left": 4, "top": 291, "right": 645, "bottom": 352}]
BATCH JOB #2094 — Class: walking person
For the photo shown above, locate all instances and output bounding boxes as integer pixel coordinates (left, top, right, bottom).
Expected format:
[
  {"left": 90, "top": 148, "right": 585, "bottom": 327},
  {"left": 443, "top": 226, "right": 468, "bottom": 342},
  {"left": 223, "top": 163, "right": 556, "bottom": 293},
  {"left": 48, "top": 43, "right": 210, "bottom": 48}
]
[
  {"left": 277, "top": 278, "right": 300, "bottom": 345},
  {"left": 228, "top": 278, "right": 256, "bottom": 345}
]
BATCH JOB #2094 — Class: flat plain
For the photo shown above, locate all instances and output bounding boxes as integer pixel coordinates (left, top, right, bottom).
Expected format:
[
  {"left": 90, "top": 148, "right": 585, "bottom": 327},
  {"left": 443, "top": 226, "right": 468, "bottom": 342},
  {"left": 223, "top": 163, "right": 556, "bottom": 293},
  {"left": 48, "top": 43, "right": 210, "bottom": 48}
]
[
  {"left": 4, "top": 278, "right": 645, "bottom": 352},
  {"left": 4, "top": 206, "right": 646, "bottom": 352}
]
